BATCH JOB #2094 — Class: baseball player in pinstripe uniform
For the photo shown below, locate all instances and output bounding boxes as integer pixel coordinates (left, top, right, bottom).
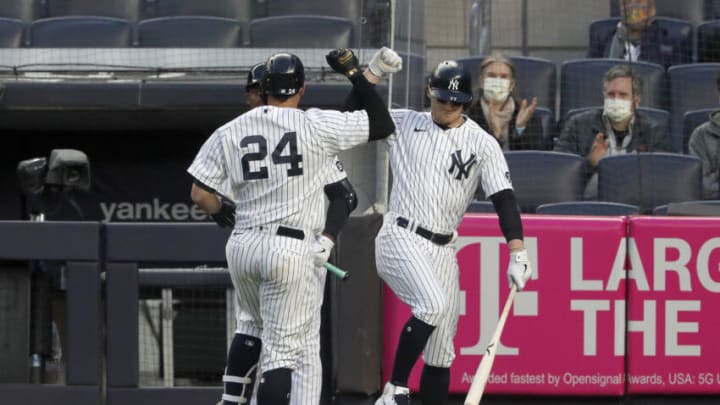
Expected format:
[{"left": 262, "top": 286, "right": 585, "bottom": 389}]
[
  {"left": 347, "top": 58, "right": 534, "bottom": 405},
  {"left": 188, "top": 49, "right": 399, "bottom": 405},
  {"left": 234, "top": 61, "right": 360, "bottom": 405}
]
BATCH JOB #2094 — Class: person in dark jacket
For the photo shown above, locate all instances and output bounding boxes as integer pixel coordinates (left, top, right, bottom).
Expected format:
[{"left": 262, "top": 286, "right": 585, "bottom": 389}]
[
  {"left": 466, "top": 52, "right": 545, "bottom": 150},
  {"left": 554, "top": 64, "right": 672, "bottom": 199},
  {"left": 688, "top": 72, "right": 720, "bottom": 200},
  {"left": 588, "top": 0, "right": 690, "bottom": 69}
]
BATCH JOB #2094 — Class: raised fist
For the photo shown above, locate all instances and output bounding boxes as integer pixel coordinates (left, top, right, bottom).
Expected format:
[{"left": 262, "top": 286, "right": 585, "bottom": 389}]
[
  {"left": 368, "top": 47, "right": 403, "bottom": 77},
  {"left": 326, "top": 48, "right": 360, "bottom": 78}
]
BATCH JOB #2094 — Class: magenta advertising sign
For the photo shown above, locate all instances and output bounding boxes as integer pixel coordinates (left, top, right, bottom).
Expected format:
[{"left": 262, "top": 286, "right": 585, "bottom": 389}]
[
  {"left": 383, "top": 214, "right": 628, "bottom": 395},
  {"left": 626, "top": 217, "right": 720, "bottom": 394}
]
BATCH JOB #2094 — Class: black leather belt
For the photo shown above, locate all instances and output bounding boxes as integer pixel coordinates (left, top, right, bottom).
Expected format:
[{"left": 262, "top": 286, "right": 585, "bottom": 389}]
[
  {"left": 396, "top": 217, "right": 452, "bottom": 246},
  {"left": 276, "top": 226, "right": 305, "bottom": 240}
]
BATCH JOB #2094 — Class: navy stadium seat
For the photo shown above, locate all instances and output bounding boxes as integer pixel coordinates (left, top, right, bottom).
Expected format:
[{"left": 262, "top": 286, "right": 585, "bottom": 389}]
[
  {"left": 142, "top": 0, "right": 251, "bottom": 20},
  {"left": 536, "top": 201, "right": 640, "bottom": 216},
  {"left": 455, "top": 55, "right": 557, "bottom": 114},
  {"left": 697, "top": 20, "right": 720, "bottom": 63},
  {"left": 249, "top": 15, "right": 354, "bottom": 48},
  {"left": 587, "top": 17, "right": 692, "bottom": 65},
  {"left": 466, "top": 201, "right": 495, "bottom": 213},
  {"left": 136, "top": 16, "right": 242, "bottom": 48},
  {"left": 253, "top": 0, "right": 362, "bottom": 19},
  {"left": 0, "top": 18, "right": 24, "bottom": 47},
  {"left": 534, "top": 107, "right": 557, "bottom": 150},
  {"left": 503, "top": 151, "right": 586, "bottom": 213},
  {"left": 44, "top": 0, "right": 142, "bottom": 20},
  {"left": 0, "top": 0, "right": 40, "bottom": 21},
  {"left": 683, "top": 108, "right": 716, "bottom": 154},
  {"left": 668, "top": 63, "right": 720, "bottom": 148},
  {"left": 28, "top": 16, "right": 133, "bottom": 47},
  {"left": 598, "top": 153, "right": 703, "bottom": 214},
  {"left": 654, "top": 200, "right": 720, "bottom": 215}
]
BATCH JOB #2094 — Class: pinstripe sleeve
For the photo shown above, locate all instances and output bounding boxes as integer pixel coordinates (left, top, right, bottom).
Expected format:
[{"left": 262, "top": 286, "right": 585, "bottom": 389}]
[
  {"left": 479, "top": 135, "right": 513, "bottom": 197},
  {"left": 306, "top": 108, "right": 370, "bottom": 155},
  {"left": 187, "top": 131, "right": 227, "bottom": 192}
]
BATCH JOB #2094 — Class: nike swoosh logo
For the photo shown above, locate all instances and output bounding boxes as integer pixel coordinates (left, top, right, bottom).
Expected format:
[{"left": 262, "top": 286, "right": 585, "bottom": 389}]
[{"left": 414, "top": 127, "right": 426, "bottom": 132}]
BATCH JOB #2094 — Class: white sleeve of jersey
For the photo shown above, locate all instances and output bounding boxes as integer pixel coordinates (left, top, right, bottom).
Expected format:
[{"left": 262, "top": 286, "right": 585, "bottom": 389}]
[
  {"left": 187, "top": 130, "right": 227, "bottom": 191},
  {"left": 325, "top": 157, "right": 348, "bottom": 184},
  {"left": 306, "top": 108, "right": 371, "bottom": 155},
  {"left": 478, "top": 133, "right": 513, "bottom": 197}
]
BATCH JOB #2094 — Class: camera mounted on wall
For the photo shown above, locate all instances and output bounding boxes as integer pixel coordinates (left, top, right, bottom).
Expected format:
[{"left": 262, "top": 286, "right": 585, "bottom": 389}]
[{"left": 16, "top": 149, "right": 91, "bottom": 220}]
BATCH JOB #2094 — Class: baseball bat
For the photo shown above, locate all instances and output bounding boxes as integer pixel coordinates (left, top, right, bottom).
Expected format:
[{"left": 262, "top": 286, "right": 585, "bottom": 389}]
[
  {"left": 324, "top": 262, "right": 349, "bottom": 280},
  {"left": 464, "top": 284, "right": 518, "bottom": 405}
]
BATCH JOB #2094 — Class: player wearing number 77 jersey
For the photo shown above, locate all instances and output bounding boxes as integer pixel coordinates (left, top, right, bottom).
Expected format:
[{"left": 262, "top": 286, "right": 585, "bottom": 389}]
[
  {"left": 187, "top": 49, "right": 399, "bottom": 405},
  {"left": 346, "top": 57, "right": 535, "bottom": 405}
]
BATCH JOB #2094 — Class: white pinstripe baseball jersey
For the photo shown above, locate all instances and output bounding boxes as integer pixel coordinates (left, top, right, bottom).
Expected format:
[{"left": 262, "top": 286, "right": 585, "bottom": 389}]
[
  {"left": 188, "top": 105, "right": 369, "bottom": 233},
  {"left": 385, "top": 110, "right": 512, "bottom": 234}
]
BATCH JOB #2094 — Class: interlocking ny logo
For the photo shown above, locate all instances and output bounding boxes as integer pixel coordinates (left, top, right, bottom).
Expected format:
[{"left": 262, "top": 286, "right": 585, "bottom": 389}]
[
  {"left": 448, "top": 150, "right": 477, "bottom": 180},
  {"left": 448, "top": 78, "right": 460, "bottom": 91}
]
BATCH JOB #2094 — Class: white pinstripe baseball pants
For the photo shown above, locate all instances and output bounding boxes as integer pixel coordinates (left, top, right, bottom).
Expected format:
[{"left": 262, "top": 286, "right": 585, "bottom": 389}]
[{"left": 375, "top": 213, "right": 460, "bottom": 367}]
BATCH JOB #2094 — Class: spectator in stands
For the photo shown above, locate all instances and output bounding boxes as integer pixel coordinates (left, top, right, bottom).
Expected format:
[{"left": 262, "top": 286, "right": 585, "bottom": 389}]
[
  {"left": 466, "top": 52, "right": 545, "bottom": 150},
  {"left": 589, "top": 0, "right": 686, "bottom": 68},
  {"left": 554, "top": 64, "right": 672, "bottom": 199},
  {"left": 688, "top": 72, "right": 720, "bottom": 200}
]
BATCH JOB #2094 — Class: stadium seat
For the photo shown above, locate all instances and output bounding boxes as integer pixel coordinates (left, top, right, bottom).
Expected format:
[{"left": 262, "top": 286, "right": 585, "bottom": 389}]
[
  {"left": 683, "top": 108, "right": 716, "bottom": 154},
  {"left": 252, "top": 0, "right": 362, "bottom": 19},
  {"left": 0, "top": 0, "right": 40, "bottom": 21},
  {"left": 559, "top": 59, "right": 666, "bottom": 120},
  {"left": 697, "top": 20, "right": 720, "bottom": 62},
  {"left": 668, "top": 63, "right": 720, "bottom": 147},
  {"left": 597, "top": 153, "right": 703, "bottom": 214},
  {"left": 455, "top": 55, "right": 557, "bottom": 114},
  {"left": 536, "top": 201, "right": 640, "bottom": 216},
  {"left": 249, "top": 15, "right": 354, "bottom": 48},
  {"left": 654, "top": 200, "right": 720, "bottom": 215},
  {"left": 466, "top": 200, "right": 495, "bottom": 213},
  {"left": 44, "top": 0, "right": 142, "bottom": 20},
  {"left": 534, "top": 107, "right": 557, "bottom": 150},
  {"left": 503, "top": 151, "right": 586, "bottom": 213},
  {"left": 561, "top": 106, "right": 672, "bottom": 150},
  {"left": 0, "top": 18, "right": 24, "bottom": 47},
  {"left": 136, "top": 16, "right": 242, "bottom": 48},
  {"left": 141, "top": 0, "right": 251, "bottom": 21},
  {"left": 28, "top": 16, "right": 133, "bottom": 47},
  {"left": 588, "top": 17, "right": 692, "bottom": 65}
]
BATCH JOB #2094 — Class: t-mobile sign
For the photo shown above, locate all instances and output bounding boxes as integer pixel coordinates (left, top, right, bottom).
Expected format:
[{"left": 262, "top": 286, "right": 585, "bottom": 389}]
[{"left": 381, "top": 214, "right": 720, "bottom": 396}]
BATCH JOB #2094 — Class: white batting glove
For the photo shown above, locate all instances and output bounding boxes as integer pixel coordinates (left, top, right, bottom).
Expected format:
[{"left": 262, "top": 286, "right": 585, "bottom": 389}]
[
  {"left": 311, "top": 234, "right": 334, "bottom": 268},
  {"left": 507, "top": 249, "right": 532, "bottom": 291},
  {"left": 368, "top": 47, "right": 403, "bottom": 78}
]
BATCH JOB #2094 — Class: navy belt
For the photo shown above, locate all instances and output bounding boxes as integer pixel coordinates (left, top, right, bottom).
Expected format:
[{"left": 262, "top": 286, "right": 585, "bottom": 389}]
[
  {"left": 396, "top": 217, "right": 452, "bottom": 246},
  {"left": 276, "top": 226, "right": 305, "bottom": 240}
]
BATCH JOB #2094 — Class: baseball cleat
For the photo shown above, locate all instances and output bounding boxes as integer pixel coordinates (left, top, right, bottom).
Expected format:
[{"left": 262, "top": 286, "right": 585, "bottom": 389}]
[{"left": 375, "top": 381, "right": 410, "bottom": 405}]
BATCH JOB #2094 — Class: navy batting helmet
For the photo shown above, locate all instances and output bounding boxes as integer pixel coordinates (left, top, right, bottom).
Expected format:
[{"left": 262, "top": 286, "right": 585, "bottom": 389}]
[
  {"left": 263, "top": 53, "right": 305, "bottom": 97},
  {"left": 246, "top": 62, "right": 266, "bottom": 91},
  {"left": 427, "top": 60, "right": 473, "bottom": 104}
]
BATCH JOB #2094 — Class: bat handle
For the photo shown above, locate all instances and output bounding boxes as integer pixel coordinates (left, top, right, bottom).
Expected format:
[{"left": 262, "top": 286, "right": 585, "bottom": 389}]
[{"left": 324, "top": 262, "right": 349, "bottom": 280}]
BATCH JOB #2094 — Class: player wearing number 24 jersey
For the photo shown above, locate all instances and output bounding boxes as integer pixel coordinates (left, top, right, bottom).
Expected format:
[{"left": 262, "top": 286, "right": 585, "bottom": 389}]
[
  {"left": 345, "top": 56, "right": 535, "bottom": 405},
  {"left": 188, "top": 49, "right": 398, "bottom": 405}
]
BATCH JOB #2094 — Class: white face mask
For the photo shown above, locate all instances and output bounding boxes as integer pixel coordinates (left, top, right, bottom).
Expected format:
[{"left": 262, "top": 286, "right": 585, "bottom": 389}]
[
  {"left": 604, "top": 98, "right": 634, "bottom": 122},
  {"left": 482, "top": 77, "right": 511, "bottom": 102}
]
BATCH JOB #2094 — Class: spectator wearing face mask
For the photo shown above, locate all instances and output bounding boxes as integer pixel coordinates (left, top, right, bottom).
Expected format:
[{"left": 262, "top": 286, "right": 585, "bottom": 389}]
[
  {"left": 589, "top": 0, "right": 689, "bottom": 69},
  {"left": 554, "top": 64, "right": 672, "bottom": 199},
  {"left": 466, "top": 52, "right": 545, "bottom": 150}
]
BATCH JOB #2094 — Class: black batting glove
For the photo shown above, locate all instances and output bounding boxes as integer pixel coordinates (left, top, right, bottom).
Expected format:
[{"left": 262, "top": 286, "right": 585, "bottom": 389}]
[
  {"left": 326, "top": 48, "right": 360, "bottom": 79},
  {"left": 211, "top": 195, "right": 235, "bottom": 228}
]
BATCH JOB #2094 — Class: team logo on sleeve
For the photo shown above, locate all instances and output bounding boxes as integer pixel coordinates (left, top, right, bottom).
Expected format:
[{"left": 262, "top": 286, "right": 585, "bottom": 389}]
[
  {"left": 335, "top": 160, "right": 345, "bottom": 172},
  {"left": 448, "top": 150, "right": 477, "bottom": 180}
]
